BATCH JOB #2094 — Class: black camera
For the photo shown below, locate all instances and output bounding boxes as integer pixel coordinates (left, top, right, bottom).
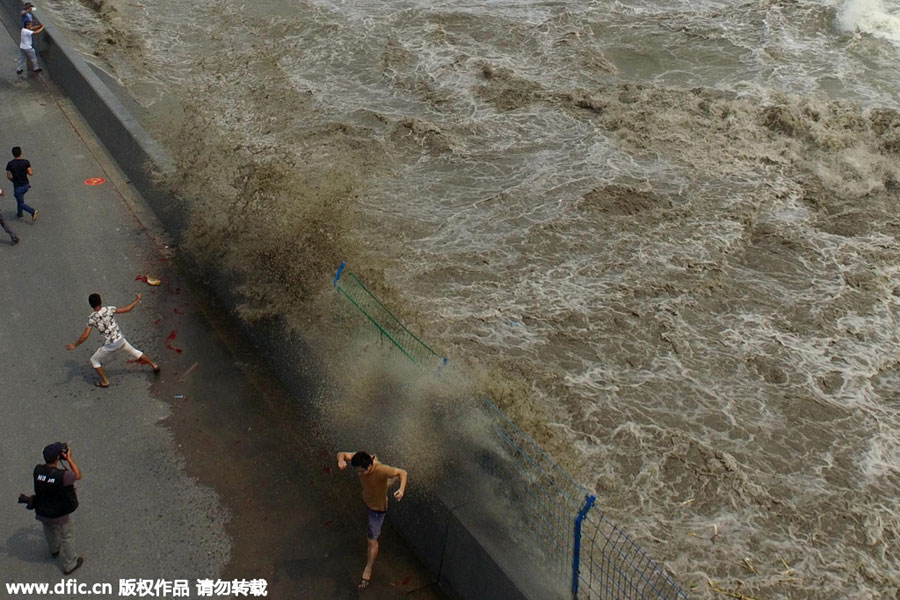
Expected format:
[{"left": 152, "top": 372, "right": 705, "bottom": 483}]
[
  {"left": 18, "top": 493, "right": 34, "bottom": 510},
  {"left": 59, "top": 443, "right": 69, "bottom": 458}
]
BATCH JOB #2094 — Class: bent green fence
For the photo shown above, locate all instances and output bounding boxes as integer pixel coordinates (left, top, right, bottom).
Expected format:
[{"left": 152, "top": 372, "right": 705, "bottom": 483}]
[
  {"left": 334, "top": 262, "right": 688, "bottom": 600},
  {"left": 333, "top": 262, "right": 446, "bottom": 369}
]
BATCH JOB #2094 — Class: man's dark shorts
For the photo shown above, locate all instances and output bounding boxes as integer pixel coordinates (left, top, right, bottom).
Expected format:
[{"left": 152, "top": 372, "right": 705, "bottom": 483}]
[{"left": 366, "top": 507, "right": 387, "bottom": 540}]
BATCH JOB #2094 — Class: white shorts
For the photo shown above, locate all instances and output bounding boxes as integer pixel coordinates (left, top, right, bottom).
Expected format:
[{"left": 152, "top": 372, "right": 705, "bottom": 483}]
[{"left": 90, "top": 337, "right": 142, "bottom": 368}]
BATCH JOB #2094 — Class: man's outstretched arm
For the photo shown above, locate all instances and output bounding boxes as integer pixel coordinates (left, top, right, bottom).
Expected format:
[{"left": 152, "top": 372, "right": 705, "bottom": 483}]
[
  {"left": 66, "top": 327, "right": 91, "bottom": 350},
  {"left": 115, "top": 292, "right": 143, "bottom": 314}
]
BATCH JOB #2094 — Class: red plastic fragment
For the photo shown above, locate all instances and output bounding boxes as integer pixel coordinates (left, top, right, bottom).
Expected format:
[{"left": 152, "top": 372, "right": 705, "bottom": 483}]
[
  {"left": 165, "top": 330, "right": 183, "bottom": 354},
  {"left": 391, "top": 575, "right": 413, "bottom": 588}
]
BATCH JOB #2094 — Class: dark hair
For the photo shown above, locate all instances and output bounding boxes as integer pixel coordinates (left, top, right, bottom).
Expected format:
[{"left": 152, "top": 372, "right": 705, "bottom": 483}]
[
  {"left": 11, "top": 146, "right": 21, "bottom": 157},
  {"left": 88, "top": 293, "right": 102, "bottom": 308},
  {"left": 350, "top": 452, "right": 373, "bottom": 470}
]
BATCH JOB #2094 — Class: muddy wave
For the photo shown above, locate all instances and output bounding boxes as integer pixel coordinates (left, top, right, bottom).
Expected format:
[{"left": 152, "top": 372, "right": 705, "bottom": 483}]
[{"left": 39, "top": 0, "right": 900, "bottom": 597}]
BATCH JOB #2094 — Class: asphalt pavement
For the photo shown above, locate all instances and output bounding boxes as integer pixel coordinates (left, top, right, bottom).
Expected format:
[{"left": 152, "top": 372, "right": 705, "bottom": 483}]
[{"left": 0, "top": 30, "right": 445, "bottom": 600}]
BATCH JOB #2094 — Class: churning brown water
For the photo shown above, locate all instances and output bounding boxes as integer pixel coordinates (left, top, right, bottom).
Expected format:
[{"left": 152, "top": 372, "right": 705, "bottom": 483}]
[{"left": 40, "top": 0, "right": 900, "bottom": 596}]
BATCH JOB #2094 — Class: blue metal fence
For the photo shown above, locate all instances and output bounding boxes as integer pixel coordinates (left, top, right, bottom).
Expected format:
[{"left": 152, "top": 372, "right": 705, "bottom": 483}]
[{"left": 334, "top": 263, "right": 688, "bottom": 600}]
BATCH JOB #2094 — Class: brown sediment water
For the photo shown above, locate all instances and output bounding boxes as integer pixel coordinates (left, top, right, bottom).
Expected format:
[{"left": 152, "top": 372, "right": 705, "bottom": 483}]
[{"left": 41, "top": 0, "right": 900, "bottom": 596}]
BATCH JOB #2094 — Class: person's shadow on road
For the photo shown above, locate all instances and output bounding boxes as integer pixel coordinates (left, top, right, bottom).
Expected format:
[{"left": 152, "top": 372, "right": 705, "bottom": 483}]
[
  {"left": 3, "top": 525, "right": 52, "bottom": 565},
  {"left": 61, "top": 358, "right": 107, "bottom": 387}
]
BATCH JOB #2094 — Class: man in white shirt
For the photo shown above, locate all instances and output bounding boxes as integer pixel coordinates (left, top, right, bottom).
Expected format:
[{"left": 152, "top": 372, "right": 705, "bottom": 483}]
[
  {"left": 17, "top": 20, "right": 44, "bottom": 75},
  {"left": 66, "top": 292, "right": 161, "bottom": 388}
]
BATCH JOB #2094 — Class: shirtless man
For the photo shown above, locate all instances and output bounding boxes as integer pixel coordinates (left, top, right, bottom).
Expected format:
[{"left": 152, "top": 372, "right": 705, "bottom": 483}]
[{"left": 336, "top": 451, "right": 408, "bottom": 589}]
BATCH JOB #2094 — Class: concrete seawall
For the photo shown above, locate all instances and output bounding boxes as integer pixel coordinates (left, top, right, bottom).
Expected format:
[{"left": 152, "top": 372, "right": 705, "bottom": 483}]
[{"left": 0, "top": 3, "right": 551, "bottom": 599}]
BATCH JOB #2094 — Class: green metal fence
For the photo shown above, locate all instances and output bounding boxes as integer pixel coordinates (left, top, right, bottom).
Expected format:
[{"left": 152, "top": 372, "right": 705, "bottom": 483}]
[{"left": 333, "top": 262, "right": 446, "bottom": 369}]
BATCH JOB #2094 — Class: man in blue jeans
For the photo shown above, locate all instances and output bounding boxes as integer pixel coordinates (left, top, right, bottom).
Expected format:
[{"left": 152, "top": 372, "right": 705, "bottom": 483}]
[{"left": 6, "top": 146, "right": 37, "bottom": 221}]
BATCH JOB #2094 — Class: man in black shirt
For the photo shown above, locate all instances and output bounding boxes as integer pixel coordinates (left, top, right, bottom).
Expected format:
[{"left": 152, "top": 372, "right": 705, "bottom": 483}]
[
  {"left": 6, "top": 146, "right": 37, "bottom": 221},
  {"left": 33, "top": 442, "right": 84, "bottom": 575}
]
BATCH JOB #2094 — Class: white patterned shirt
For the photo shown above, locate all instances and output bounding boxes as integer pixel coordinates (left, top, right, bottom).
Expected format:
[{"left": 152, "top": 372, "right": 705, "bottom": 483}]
[{"left": 87, "top": 306, "right": 122, "bottom": 346}]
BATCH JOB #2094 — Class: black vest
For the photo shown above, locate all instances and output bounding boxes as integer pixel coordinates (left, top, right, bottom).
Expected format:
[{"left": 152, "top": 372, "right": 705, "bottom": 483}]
[{"left": 33, "top": 464, "right": 78, "bottom": 518}]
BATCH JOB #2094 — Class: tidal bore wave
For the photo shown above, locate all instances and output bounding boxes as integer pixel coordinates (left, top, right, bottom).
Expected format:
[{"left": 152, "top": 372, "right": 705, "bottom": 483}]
[{"left": 41, "top": 0, "right": 900, "bottom": 596}]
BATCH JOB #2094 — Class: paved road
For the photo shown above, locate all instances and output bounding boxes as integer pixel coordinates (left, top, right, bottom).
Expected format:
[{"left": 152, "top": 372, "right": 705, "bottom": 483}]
[{"left": 0, "top": 32, "right": 445, "bottom": 600}]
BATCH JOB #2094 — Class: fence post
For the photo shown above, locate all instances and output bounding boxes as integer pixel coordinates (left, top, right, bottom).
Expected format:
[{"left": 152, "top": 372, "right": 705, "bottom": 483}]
[
  {"left": 572, "top": 494, "right": 596, "bottom": 600},
  {"left": 333, "top": 261, "right": 346, "bottom": 287}
]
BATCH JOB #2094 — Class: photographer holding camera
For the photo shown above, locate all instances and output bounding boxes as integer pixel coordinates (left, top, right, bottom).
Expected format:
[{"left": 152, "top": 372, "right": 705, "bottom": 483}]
[{"left": 30, "top": 442, "right": 84, "bottom": 575}]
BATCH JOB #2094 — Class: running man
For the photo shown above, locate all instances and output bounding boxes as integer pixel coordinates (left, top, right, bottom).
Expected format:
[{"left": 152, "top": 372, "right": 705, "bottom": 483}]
[
  {"left": 66, "top": 292, "right": 160, "bottom": 387},
  {"left": 6, "top": 146, "right": 37, "bottom": 220},
  {"left": 336, "top": 451, "right": 408, "bottom": 589}
]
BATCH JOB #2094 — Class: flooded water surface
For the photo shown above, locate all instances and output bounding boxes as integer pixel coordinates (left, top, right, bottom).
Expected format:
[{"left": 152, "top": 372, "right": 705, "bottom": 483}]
[{"left": 41, "top": 0, "right": 900, "bottom": 596}]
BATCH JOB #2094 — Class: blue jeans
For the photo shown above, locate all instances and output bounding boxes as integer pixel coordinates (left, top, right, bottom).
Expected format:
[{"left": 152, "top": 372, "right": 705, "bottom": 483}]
[{"left": 13, "top": 184, "right": 34, "bottom": 217}]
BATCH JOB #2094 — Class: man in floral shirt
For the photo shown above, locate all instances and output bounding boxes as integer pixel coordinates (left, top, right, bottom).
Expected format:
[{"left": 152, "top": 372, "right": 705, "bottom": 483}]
[{"left": 66, "top": 292, "right": 160, "bottom": 388}]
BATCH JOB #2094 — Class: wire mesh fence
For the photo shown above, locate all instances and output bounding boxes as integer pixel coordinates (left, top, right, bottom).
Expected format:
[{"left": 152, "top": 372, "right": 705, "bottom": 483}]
[
  {"left": 578, "top": 506, "right": 689, "bottom": 599},
  {"left": 333, "top": 262, "right": 446, "bottom": 369},
  {"left": 483, "top": 397, "right": 586, "bottom": 579},
  {"left": 334, "top": 262, "right": 688, "bottom": 600}
]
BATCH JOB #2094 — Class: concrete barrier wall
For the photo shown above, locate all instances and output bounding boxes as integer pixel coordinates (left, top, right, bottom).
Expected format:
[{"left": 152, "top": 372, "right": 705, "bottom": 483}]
[{"left": 0, "top": 3, "right": 543, "bottom": 599}]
